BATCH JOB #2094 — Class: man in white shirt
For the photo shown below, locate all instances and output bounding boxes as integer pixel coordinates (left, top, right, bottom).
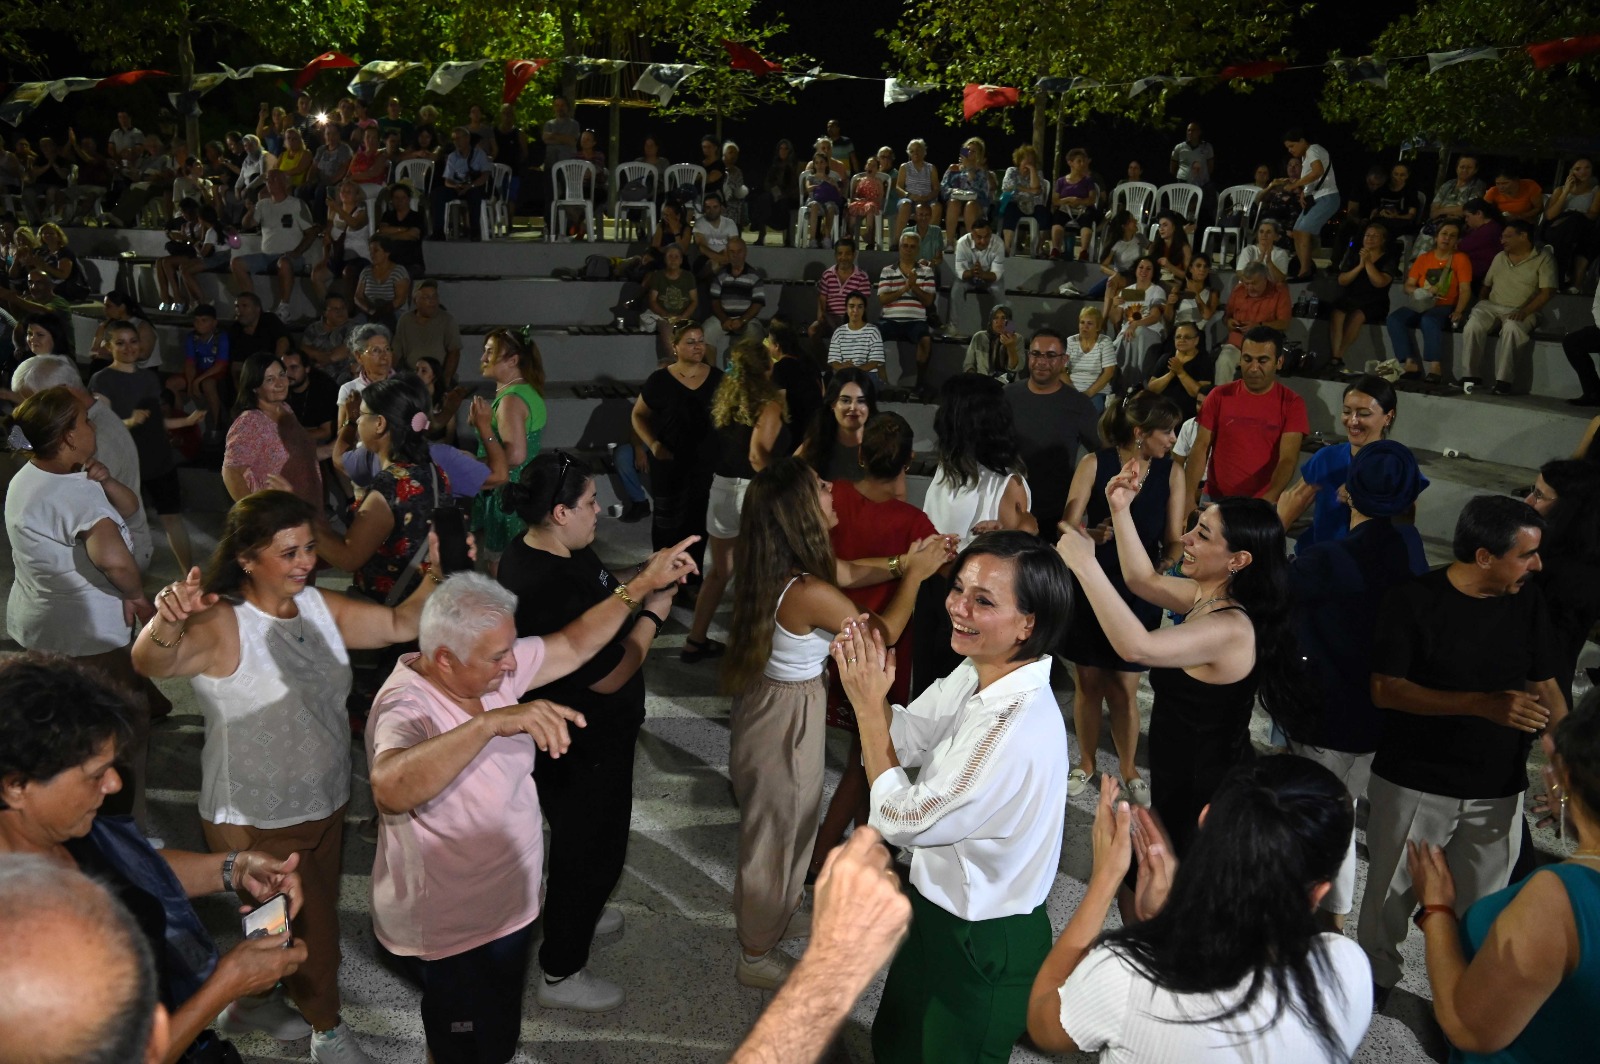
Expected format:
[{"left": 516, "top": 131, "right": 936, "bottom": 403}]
[
  {"left": 693, "top": 192, "right": 741, "bottom": 278},
  {"left": 230, "top": 170, "right": 320, "bottom": 322},
  {"left": 107, "top": 110, "right": 145, "bottom": 167},
  {"left": 954, "top": 216, "right": 1005, "bottom": 293},
  {"left": 1170, "top": 122, "right": 1216, "bottom": 188}
]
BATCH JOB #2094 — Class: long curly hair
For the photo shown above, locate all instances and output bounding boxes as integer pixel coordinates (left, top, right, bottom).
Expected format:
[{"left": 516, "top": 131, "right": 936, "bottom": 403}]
[
  {"left": 711, "top": 340, "right": 787, "bottom": 429},
  {"left": 932, "top": 372, "right": 1025, "bottom": 490},
  {"left": 722, "top": 457, "right": 838, "bottom": 695}
]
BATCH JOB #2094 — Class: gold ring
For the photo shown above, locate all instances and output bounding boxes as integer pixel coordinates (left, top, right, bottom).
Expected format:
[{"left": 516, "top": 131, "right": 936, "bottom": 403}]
[{"left": 848, "top": 658, "right": 857, "bottom": 664}]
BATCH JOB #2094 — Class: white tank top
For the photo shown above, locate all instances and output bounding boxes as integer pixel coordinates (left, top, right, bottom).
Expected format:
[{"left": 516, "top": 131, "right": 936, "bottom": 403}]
[
  {"left": 903, "top": 160, "right": 935, "bottom": 199},
  {"left": 923, "top": 466, "right": 1032, "bottom": 551},
  {"left": 765, "top": 575, "right": 834, "bottom": 682},
  {"left": 190, "top": 589, "right": 354, "bottom": 828}
]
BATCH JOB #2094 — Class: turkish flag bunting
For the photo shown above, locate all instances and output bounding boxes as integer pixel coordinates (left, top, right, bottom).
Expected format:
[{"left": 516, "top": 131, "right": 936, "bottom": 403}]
[
  {"left": 1218, "top": 60, "right": 1288, "bottom": 80},
  {"left": 294, "top": 51, "right": 358, "bottom": 91},
  {"left": 96, "top": 70, "right": 172, "bottom": 89},
  {"left": 963, "top": 83, "right": 1019, "bottom": 121},
  {"left": 1527, "top": 35, "right": 1600, "bottom": 69},
  {"left": 503, "top": 58, "right": 550, "bottom": 104},
  {"left": 721, "top": 40, "right": 781, "bottom": 76}
]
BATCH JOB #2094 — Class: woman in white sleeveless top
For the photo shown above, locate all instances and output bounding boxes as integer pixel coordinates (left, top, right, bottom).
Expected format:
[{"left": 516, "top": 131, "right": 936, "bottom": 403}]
[
  {"left": 133, "top": 490, "right": 449, "bottom": 1061},
  {"left": 916, "top": 373, "right": 1036, "bottom": 696},
  {"left": 894, "top": 138, "right": 940, "bottom": 234},
  {"left": 721, "top": 456, "right": 949, "bottom": 991}
]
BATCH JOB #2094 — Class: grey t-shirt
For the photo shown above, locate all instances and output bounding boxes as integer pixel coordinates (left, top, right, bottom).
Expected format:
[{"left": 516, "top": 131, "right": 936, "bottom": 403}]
[{"left": 543, "top": 117, "right": 580, "bottom": 166}]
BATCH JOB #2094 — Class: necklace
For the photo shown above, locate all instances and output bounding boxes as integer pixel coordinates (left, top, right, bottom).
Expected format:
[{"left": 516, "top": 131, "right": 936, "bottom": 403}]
[{"left": 1188, "top": 591, "right": 1232, "bottom": 617}]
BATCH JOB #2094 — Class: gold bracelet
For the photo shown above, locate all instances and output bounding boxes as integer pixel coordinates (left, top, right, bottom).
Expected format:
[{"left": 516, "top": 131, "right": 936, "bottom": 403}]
[
  {"left": 887, "top": 553, "right": 903, "bottom": 579},
  {"left": 612, "top": 582, "right": 641, "bottom": 610},
  {"left": 146, "top": 620, "right": 185, "bottom": 648}
]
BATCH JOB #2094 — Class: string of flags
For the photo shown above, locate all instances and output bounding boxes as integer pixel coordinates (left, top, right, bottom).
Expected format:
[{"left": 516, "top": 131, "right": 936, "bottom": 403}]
[{"left": 4, "top": 34, "right": 1598, "bottom": 128}]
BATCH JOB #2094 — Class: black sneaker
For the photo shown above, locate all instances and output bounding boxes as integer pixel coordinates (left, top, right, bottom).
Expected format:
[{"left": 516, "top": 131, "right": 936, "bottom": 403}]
[
  {"left": 620, "top": 500, "right": 651, "bottom": 523},
  {"left": 1491, "top": 381, "right": 1513, "bottom": 396}
]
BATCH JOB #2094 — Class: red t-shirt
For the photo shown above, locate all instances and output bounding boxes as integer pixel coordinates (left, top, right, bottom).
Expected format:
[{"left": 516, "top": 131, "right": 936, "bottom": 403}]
[
  {"left": 827, "top": 479, "right": 937, "bottom": 725},
  {"left": 1197, "top": 380, "right": 1309, "bottom": 499}
]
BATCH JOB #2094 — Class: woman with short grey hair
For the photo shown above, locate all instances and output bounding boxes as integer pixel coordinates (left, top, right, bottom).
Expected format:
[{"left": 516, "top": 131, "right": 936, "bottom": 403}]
[{"left": 1237, "top": 218, "right": 1290, "bottom": 283}]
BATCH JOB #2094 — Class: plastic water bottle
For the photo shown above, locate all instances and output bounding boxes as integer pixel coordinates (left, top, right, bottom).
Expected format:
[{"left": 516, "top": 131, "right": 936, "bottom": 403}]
[{"left": 1306, "top": 293, "right": 1319, "bottom": 318}]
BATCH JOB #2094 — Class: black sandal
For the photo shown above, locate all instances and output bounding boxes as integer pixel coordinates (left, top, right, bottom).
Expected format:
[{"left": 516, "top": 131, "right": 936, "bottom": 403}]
[{"left": 680, "top": 636, "right": 726, "bottom": 664}]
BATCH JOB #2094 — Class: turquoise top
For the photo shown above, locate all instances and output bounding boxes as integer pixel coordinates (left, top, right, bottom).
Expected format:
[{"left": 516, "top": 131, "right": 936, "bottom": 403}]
[{"left": 1452, "top": 862, "right": 1600, "bottom": 1063}]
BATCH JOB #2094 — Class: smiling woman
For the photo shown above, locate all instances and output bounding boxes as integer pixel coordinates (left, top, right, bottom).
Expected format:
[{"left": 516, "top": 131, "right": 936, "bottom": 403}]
[{"left": 221, "top": 352, "right": 322, "bottom": 506}]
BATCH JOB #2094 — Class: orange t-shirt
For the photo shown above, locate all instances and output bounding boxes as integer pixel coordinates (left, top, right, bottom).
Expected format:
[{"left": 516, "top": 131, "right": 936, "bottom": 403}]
[
  {"left": 1405, "top": 250, "right": 1472, "bottom": 306},
  {"left": 1485, "top": 179, "right": 1542, "bottom": 217}
]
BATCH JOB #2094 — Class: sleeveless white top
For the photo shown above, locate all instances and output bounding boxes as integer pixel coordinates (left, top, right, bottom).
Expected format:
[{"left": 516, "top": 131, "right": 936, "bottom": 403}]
[
  {"left": 765, "top": 575, "right": 834, "bottom": 682},
  {"left": 902, "top": 159, "right": 935, "bottom": 199},
  {"left": 190, "top": 589, "right": 354, "bottom": 828},
  {"left": 924, "top": 466, "right": 1032, "bottom": 551}
]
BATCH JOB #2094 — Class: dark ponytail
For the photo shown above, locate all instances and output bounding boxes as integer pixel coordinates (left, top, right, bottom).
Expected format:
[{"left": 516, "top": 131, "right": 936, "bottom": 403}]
[
  {"left": 361, "top": 376, "right": 433, "bottom": 468},
  {"left": 500, "top": 451, "right": 591, "bottom": 527}
]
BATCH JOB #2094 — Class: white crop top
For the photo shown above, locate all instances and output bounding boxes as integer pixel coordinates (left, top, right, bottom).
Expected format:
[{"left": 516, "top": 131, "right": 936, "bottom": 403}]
[{"left": 765, "top": 575, "right": 834, "bottom": 682}]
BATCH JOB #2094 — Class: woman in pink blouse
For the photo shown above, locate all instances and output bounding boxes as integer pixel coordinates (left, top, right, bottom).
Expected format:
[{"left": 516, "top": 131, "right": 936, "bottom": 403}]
[{"left": 223, "top": 352, "right": 322, "bottom": 506}]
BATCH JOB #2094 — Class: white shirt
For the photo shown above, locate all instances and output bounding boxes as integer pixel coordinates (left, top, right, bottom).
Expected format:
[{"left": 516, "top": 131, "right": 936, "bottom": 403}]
[
  {"left": 255, "top": 194, "right": 315, "bottom": 256},
  {"left": 1303, "top": 144, "right": 1338, "bottom": 200},
  {"left": 693, "top": 215, "right": 739, "bottom": 254},
  {"left": 1174, "top": 417, "right": 1199, "bottom": 459},
  {"left": 870, "top": 657, "right": 1066, "bottom": 921},
  {"left": 1171, "top": 140, "right": 1215, "bottom": 185},
  {"left": 924, "top": 465, "right": 1031, "bottom": 552},
  {"left": 1236, "top": 243, "right": 1291, "bottom": 276},
  {"left": 1066, "top": 334, "right": 1117, "bottom": 393},
  {"left": 954, "top": 232, "right": 1006, "bottom": 286},
  {"left": 1058, "top": 934, "right": 1372, "bottom": 1062}
]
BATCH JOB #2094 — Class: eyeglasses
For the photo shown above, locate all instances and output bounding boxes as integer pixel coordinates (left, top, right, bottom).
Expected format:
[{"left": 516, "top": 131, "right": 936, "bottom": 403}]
[
  {"left": 549, "top": 451, "right": 575, "bottom": 514},
  {"left": 1028, "top": 349, "right": 1066, "bottom": 359}
]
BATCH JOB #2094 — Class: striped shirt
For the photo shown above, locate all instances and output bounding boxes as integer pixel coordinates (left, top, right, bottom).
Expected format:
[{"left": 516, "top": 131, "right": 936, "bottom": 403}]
[
  {"left": 1066, "top": 334, "right": 1117, "bottom": 392},
  {"left": 877, "top": 261, "right": 937, "bottom": 321},
  {"left": 828, "top": 323, "right": 885, "bottom": 368},
  {"left": 710, "top": 264, "right": 766, "bottom": 316},
  {"left": 817, "top": 265, "right": 873, "bottom": 317},
  {"left": 358, "top": 264, "right": 410, "bottom": 309}
]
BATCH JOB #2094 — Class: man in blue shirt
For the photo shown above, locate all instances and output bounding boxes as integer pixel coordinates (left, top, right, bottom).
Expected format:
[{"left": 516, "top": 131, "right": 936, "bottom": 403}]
[{"left": 431, "top": 126, "right": 491, "bottom": 240}]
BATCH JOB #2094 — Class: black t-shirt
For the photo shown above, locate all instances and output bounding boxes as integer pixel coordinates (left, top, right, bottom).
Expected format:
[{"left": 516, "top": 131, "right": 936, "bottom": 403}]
[
  {"left": 89, "top": 365, "right": 178, "bottom": 477},
  {"left": 286, "top": 371, "right": 338, "bottom": 434},
  {"left": 1371, "top": 567, "right": 1559, "bottom": 799},
  {"left": 771, "top": 356, "right": 821, "bottom": 454},
  {"left": 228, "top": 314, "right": 289, "bottom": 363},
  {"left": 497, "top": 540, "right": 646, "bottom": 751},
  {"left": 640, "top": 366, "right": 723, "bottom": 461},
  {"left": 379, "top": 208, "right": 426, "bottom": 271},
  {"left": 1003, "top": 381, "right": 1101, "bottom": 532},
  {"left": 1533, "top": 555, "right": 1600, "bottom": 710}
]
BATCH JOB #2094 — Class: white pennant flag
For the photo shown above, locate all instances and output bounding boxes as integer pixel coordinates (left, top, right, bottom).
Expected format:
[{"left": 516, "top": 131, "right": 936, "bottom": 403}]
[
  {"left": 633, "top": 64, "right": 702, "bottom": 105},
  {"left": 348, "top": 60, "right": 427, "bottom": 96},
  {"left": 220, "top": 63, "right": 295, "bottom": 80},
  {"left": 425, "top": 60, "right": 490, "bottom": 95},
  {"left": 884, "top": 77, "right": 935, "bottom": 106},
  {"left": 1427, "top": 47, "right": 1497, "bottom": 73}
]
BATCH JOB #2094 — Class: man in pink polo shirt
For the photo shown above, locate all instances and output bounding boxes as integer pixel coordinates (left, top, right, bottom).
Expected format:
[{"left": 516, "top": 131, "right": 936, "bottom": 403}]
[{"left": 367, "top": 552, "right": 694, "bottom": 1062}]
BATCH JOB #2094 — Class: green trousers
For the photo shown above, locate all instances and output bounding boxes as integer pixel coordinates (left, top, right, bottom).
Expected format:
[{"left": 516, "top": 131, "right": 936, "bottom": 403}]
[{"left": 872, "top": 885, "right": 1052, "bottom": 1063}]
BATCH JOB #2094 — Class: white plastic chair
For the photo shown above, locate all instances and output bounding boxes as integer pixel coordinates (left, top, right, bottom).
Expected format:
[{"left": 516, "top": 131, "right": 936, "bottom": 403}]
[
  {"left": 1156, "top": 183, "right": 1203, "bottom": 227},
  {"left": 1013, "top": 216, "right": 1041, "bottom": 257},
  {"left": 797, "top": 170, "right": 840, "bottom": 247},
  {"left": 1111, "top": 181, "right": 1160, "bottom": 229},
  {"left": 393, "top": 159, "right": 434, "bottom": 196},
  {"left": 483, "top": 164, "right": 513, "bottom": 239},
  {"left": 547, "top": 159, "right": 597, "bottom": 242},
  {"left": 1200, "top": 184, "right": 1261, "bottom": 263},
  {"left": 664, "top": 163, "right": 707, "bottom": 207},
  {"left": 611, "top": 161, "right": 658, "bottom": 241},
  {"left": 844, "top": 170, "right": 892, "bottom": 247}
]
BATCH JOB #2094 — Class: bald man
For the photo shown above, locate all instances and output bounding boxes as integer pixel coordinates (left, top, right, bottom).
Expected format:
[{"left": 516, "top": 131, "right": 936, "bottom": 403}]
[{"left": 0, "top": 854, "right": 169, "bottom": 1064}]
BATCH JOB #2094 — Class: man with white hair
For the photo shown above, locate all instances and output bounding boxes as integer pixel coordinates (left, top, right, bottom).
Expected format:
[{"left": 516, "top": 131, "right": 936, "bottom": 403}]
[
  {"left": 13, "top": 352, "right": 152, "bottom": 570},
  {"left": 366, "top": 544, "right": 697, "bottom": 1059},
  {"left": 0, "top": 855, "right": 169, "bottom": 1064}
]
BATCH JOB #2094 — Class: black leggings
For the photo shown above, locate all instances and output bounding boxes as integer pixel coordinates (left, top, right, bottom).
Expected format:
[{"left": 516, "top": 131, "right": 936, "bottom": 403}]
[
  {"left": 389, "top": 921, "right": 534, "bottom": 1064},
  {"left": 648, "top": 454, "right": 711, "bottom": 576}
]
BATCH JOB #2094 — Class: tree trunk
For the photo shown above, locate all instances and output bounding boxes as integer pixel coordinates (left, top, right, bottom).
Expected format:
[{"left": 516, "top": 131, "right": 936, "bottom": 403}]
[
  {"left": 1054, "top": 100, "right": 1069, "bottom": 175},
  {"left": 1031, "top": 86, "right": 1048, "bottom": 166},
  {"left": 559, "top": 8, "right": 579, "bottom": 102},
  {"left": 178, "top": 18, "right": 199, "bottom": 155}
]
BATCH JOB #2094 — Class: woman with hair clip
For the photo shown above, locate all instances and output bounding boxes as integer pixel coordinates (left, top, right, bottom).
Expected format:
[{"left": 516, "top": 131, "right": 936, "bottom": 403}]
[
  {"left": 494, "top": 452, "right": 678, "bottom": 1012},
  {"left": 682, "top": 340, "right": 790, "bottom": 664},
  {"left": 1277, "top": 373, "right": 1406, "bottom": 549},
  {"left": 723, "top": 456, "right": 949, "bottom": 991},
  {"left": 1410, "top": 699, "right": 1600, "bottom": 1063},
  {"left": 472, "top": 327, "right": 547, "bottom": 574},
  {"left": 833, "top": 531, "right": 1074, "bottom": 1063},
  {"left": 914, "top": 372, "right": 1036, "bottom": 694},
  {"left": 1027, "top": 756, "right": 1373, "bottom": 1060},
  {"left": 763, "top": 316, "right": 823, "bottom": 443},
  {"left": 632, "top": 319, "right": 724, "bottom": 583},
  {"left": 795, "top": 367, "right": 878, "bottom": 483},
  {"left": 132, "top": 489, "right": 456, "bottom": 1060},
  {"left": 1057, "top": 478, "right": 1302, "bottom": 859},
  {"left": 1524, "top": 459, "right": 1600, "bottom": 711},
  {"left": 222, "top": 352, "right": 321, "bottom": 506},
  {"left": 808, "top": 412, "right": 947, "bottom": 880},
  {"left": 1061, "top": 391, "right": 1186, "bottom": 805}
]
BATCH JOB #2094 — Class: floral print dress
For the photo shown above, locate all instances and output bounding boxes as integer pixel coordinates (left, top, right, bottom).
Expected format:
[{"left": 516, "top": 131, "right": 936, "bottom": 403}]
[{"left": 355, "top": 460, "right": 448, "bottom": 602}]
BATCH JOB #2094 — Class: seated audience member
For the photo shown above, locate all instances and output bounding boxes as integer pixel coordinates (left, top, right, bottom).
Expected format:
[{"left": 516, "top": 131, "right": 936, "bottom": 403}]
[
  {"left": 1215, "top": 262, "right": 1292, "bottom": 384},
  {"left": 1459, "top": 198, "right": 1504, "bottom": 280},
  {"left": 905, "top": 201, "right": 946, "bottom": 268},
  {"left": 0, "top": 268, "right": 70, "bottom": 322},
  {"left": 156, "top": 201, "right": 227, "bottom": 314},
  {"left": 31, "top": 223, "right": 89, "bottom": 302},
  {"left": 892, "top": 138, "right": 940, "bottom": 237},
  {"left": 1430, "top": 154, "right": 1486, "bottom": 224},
  {"left": 281, "top": 348, "right": 339, "bottom": 443},
  {"left": 1027, "top": 758, "right": 1373, "bottom": 1060},
  {"left": 111, "top": 135, "right": 177, "bottom": 228},
  {"left": 0, "top": 855, "right": 171, "bottom": 1064},
  {"left": 1359, "top": 495, "right": 1564, "bottom": 995},
  {"left": 170, "top": 304, "right": 231, "bottom": 433},
  {"left": 1484, "top": 168, "right": 1545, "bottom": 224},
  {"left": 1109, "top": 257, "right": 1168, "bottom": 382},
  {"left": 305, "top": 124, "right": 353, "bottom": 221},
  {"left": 1148, "top": 212, "right": 1192, "bottom": 291},
  {"left": 1370, "top": 161, "right": 1420, "bottom": 239},
  {"left": 1060, "top": 210, "right": 1142, "bottom": 301},
  {"left": 1048, "top": 147, "right": 1101, "bottom": 260},
  {"left": 1460, "top": 220, "right": 1557, "bottom": 394},
  {"left": 963, "top": 303, "right": 1020, "bottom": 380},
  {"left": 1412, "top": 693, "right": 1600, "bottom": 1064},
  {"left": 1237, "top": 218, "right": 1291, "bottom": 283},
  {"left": 639, "top": 244, "right": 697, "bottom": 364},
  {"left": 1326, "top": 223, "right": 1397, "bottom": 373},
  {"left": 1565, "top": 284, "right": 1600, "bottom": 406},
  {"left": 695, "top": 192, "right": 741, "bottom": 275},
  {"left": 809, "top": 237, "right": 872, "bottom": 349},
  {"left": 431, "top": 128, "right": 491, "bottom": 240},
  {"left": 392, "top": 279, "right": 462, "bottom": 382},
  {"left": 1166, "top": 254, "right": 1222, "bottom": 348},
  {"left": 1545, "top": 156, "right": 1599, "bottom": 292},
  {"left": 1144, "top": 321, "right": 1214, "bottom": 423},
  {"left": 1388, "top": 219, "right": 1473, "bottom": 382},
  {"left": 1000, "top": 145, "right": 1050, "bottom": 256},
  {"left": 1185, "top": 325, "right": 1307, "bottom": 507},
  {"left": 302, "top": 295, "right": 355, "bottom": 381},
  {"left": 801, "top": 151, "right": 844, "bottom": 250},
  {"left": 954, "top": 216, "right": 1005, "bottom": 293},
  {"left": 829, "top": 292, "right": 887, "bottom": 381},
  {"left": 702, "top": 238, "right": 768, "bottom": 362},
  {"left": 1336, "top": 165, "right": 1388, "bottom": 252},
  {"left": 366, "top": 560, "right": 693, "bottom": 1061},
  {"left": 353, "top": 237, "right": 411, "bottom": 329},
  {"left": 728, "top": 829, "right": 912, "bottom": 1064},
  {"left": 377, "top": 182, "right": 427, "bottom": 275},
  {"left": 231, "top": 170, "right": 319, "bottom": 322},
  {"left": 877, "top": 230, "right": 938, "bottom": 394},
  {"left": 845, "top": 155, "right": 884, "bottom": 249},
  {"left": 310, "top": 180, "right": 371, "bottom": 305},
  {"left": 941, "top": 136, "right": 995, "bottom": 249},
  {"left": 0, "top": 653, "right": 308, "bottom": 1064},
  {"left": 752, "top": 138, "right": 798, "bottom": 247}
]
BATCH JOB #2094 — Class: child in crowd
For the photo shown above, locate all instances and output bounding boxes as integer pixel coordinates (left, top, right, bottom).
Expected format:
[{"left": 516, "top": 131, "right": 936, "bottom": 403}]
[{"left": 167, "top": 303, "right": 231, "bottom": 437}]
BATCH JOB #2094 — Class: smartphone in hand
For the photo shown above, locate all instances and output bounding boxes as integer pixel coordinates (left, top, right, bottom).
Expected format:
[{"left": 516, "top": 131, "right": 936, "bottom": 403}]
[
  {"left": 431, "top": 505, "right": 472, "bottom": 575},
  {"left": 242, "top": 893, "right": 291, "bottom": 945}
]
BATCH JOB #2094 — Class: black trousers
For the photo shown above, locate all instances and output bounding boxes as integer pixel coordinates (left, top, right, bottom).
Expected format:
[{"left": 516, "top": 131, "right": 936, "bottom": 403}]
[
  {"left": 534, "top": 727, "right": 640, "bottom": 978},
  {"left": 1564, "top": 324, "right": 1600, "bottom": 397},
  {"left": 648, "top": 455, "right": 711, "bottom": 575}
]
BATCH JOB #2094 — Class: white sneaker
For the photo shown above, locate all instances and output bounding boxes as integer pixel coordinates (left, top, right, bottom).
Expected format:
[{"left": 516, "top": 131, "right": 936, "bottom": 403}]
[
  {"left": 1067, "top": 768, "right": 1090, "bottom": 797},
  {"left": 536, "top": 966, "right": 625, "bottom": 1012},
  {"left": 781, "top": 909, "right": 811, "bottom": 941},
  {"left": 735, "top": 948, "right": 795, "bottom": 990},
  {"left": 215, "top": 989, "right": 312, "bottom": 1041},
  {"left": 309, "top": 1021, "right": 374, "bottom": 1064},
  {"left": 1059, "top": 282, "right": 1083, "bottom": 297},
  {"left": 1125, "top": 778, "right": 1151, "bottom": 807},
  {"left": 594, "top": 906, "right": 624, "bottom": 936},
  {"left": 273, "top": 301, "right": 292, "bottom": 321}
]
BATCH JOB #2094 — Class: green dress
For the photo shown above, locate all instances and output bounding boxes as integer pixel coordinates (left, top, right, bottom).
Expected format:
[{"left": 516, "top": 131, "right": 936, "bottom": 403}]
[{"left": 473, "top": 381, "right": 547, "bottom": 553}]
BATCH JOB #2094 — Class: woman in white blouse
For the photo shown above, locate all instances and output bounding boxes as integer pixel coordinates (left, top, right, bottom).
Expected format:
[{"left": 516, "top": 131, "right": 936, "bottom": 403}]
[
  {"left": 1236, "top": 218, "right": 1291, "bottom": 284},
  {"left": 1026, "top": 756, "right": 1373, "bottom": 1063},
  {"left": 835, "top": 530, "right": 1072, "bottom": 1064}
]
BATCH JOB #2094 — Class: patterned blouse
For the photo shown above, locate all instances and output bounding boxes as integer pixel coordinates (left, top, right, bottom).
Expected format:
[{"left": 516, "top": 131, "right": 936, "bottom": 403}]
[{"left": 356, "top": 460, "right": 449, "bottom": 601}]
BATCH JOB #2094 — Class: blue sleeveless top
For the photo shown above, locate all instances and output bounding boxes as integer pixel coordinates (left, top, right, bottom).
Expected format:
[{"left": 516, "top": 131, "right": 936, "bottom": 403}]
[{"left": 1452, "top": 862, "right": 1600, "bottom": 1063}]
